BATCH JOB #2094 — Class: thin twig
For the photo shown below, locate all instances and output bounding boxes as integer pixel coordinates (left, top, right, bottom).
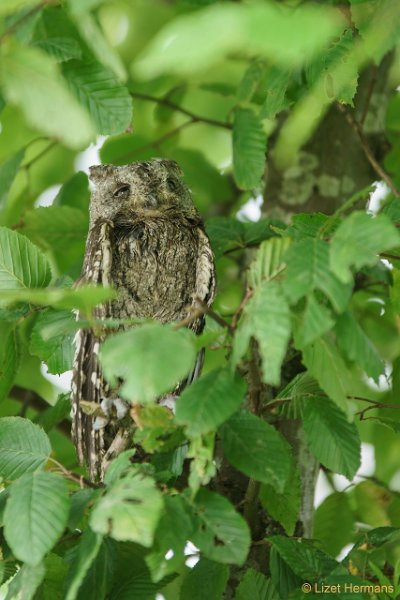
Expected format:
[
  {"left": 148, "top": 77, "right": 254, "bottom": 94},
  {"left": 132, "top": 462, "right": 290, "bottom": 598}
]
[
  {"left": 48, "top": 457, "right": 98, "bottom": 489},
  {"left": 130, "top": 91, "right": 232, "bottom": 130},
  {"left": 336, "top": 103, "right": 400, "bottom": 198},
  {"left": 380, "top": 252, "right": 400, "bottom": 261},
  {"left": 360, "top": 65, "right": 377, "bottom": 127},
  {"left": 114, "top": 120, "right": 194, "bottom": 163},
  {"left": 23, "top": 140, "right": 57, "bottom": 170},
  {"left": 175, "top": 299, "right": 233, "bottom": 333},
  {"left": 231, "top": 288, "right": 253, "bottom": 330}
]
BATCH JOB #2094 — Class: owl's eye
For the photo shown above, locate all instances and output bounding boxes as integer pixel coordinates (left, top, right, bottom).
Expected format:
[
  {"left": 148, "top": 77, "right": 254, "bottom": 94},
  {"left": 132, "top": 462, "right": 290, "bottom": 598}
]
[
  {"left": 166, "top": 177, "right": 178, "bottom": 192},
  {"left": 113, "top": 184, "right": 130, "bottom": 199}
]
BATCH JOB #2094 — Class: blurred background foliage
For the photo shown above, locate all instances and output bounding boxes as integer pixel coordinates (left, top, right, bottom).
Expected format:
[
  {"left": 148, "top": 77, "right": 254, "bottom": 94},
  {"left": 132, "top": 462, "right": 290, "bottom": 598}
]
[{"left": 1, "top": 0, "right": 400, "bottom": 598}]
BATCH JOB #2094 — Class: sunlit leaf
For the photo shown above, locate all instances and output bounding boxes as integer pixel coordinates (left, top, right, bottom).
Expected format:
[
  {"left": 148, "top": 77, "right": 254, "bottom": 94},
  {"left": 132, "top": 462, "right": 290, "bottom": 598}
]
[
  {"left": 0, "top": 417, "right": 51, "bottom": 479},
  {"left": 0, "top": 226, "right": 51, "bottom": 289},
  {"left": 4, "top": 472, "right": 70, "bottom": 565}
]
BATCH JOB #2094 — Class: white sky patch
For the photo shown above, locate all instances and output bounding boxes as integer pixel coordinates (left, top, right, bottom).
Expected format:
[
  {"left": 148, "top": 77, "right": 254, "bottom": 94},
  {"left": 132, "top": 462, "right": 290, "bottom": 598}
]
[
  {"left": 236, "top": 193, "right": 263, "bottom": 222},
  {"left": 314, "top": 443, "right": 376, "bottom": 507},
  {"left": 41, "top": 364, "right": 73, "bottom": 395},
  {"left": 75, "top": 135, "right": 107, "bottom": 174},
  {"left": 35, "top": 184, "right": 62, "bottom": 207},
  {"left": 367, "top": 181, "right": 390, "bottom": 214}
]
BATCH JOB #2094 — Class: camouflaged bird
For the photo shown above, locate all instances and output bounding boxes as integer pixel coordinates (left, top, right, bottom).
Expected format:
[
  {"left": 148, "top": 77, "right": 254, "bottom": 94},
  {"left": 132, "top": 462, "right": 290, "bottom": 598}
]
[{"left": 71, "top": 159, "right": 216, "bottom": 481}]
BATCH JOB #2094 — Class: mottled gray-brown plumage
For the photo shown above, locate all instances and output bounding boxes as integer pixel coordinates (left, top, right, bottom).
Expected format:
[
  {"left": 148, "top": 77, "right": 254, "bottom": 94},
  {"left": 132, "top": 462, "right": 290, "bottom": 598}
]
[{"left": 71, "top": 159, "right": 216, "bottom": 481}]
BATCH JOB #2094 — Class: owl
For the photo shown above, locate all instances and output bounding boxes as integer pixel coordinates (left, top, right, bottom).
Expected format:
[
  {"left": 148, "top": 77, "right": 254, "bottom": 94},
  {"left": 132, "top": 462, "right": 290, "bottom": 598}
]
[{"left": 71, "top": 159, "right": 216, "bottom": 481}]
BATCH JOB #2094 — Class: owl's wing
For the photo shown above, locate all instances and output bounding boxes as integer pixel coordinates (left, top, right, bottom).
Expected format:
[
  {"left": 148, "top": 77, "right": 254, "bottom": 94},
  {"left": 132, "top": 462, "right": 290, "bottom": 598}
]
[
  {"left": 184, "top": 226, "right": 216, "bottom": 386},
  {"left": 71, "top": 220, "right": 113, "bottom": 481}
]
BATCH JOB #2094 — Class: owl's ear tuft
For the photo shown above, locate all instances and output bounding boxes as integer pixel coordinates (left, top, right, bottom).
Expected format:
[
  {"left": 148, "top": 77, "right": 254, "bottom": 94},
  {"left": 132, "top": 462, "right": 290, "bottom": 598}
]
[{"left": 162, "top": 159, "right": 183, "bottom": 178}]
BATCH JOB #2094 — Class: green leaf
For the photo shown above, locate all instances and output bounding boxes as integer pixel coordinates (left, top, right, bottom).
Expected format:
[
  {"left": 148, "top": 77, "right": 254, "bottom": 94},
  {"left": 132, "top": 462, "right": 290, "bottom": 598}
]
[
  {"left": 0, "top": 148, "right": 24, "bottom": 209},
  {"left": 306, "top": 29, "right": 358, "bottom": 106},
  {"left": 330, "top": 211, "right": 400, "bottom": 283},
  {"left": 283, "top": 238, "right": 351, "bottom": 312},
  {"left": 108, "top": 544, "right": 158, "bottom": 600},
  {"left": 220, "top": 411, "right": 292, "bottom": 491},
  {"left": 205, "top": 217, "right": 277, "bottom": 258},
  {"left": 70, "top": 11, "right": 127, "bottom": 81},
  {"left": 90, "top": 468, "right": 164, "bottom": 546},
  {"left": 232, "top": 281, "right": 291, "bottom": 386},
  {"left": 146, "top": 495, "right": 193, "bottom": 582},
  {"left": 73, "top": 539, "right": 117, "bottom": 600},
  {"left": 21, "top": 205, "right": 88, "bottom": 273},
  {"left": 294, "top": 294, "right": 335, "bottom": 347},
  {"left": 313, "top": 492, "right": 355, "bottom": 557},
  {"left": 259, "top": 67, "right": 292, "bottom": 120},
  {"left": 0, "top": 43, "right": 95, "bottom": 149},
  {"left": 64, "top": 528, "right": 103, "bottom": 600},
  {"left": 34, "top": 393, "right": 71, "bottom": 434},
  {"left": 4, "top": 471, "right": 70, "bottom": 565},
  {"left": 0, "top": 284, "right": 115, "bottom": 313},
  {"left": 134, "top": 3, "right": 343, "bottom": 78},
  {"left": 100, "top": 323, "right": 197, "bottom": 404},
  {"left": 33, "top": 37, "right": 82, "bottom": 62},
  {"left": 0, "top": 226, "right": 51, "bottom": 289},
  {"left": 301, "top": 335, "right": 355, "bottom": 411},
  {"left": 5, "top": 562, "right": 45, "bottom": 600},
  {"left": 237, "top": 60, "right": 266, "bottom": 103},
  {"left": 188, "top": 488, "right": 251, "bottom": 565},
  {"left": 0, "top": 0, "right": 38, "bottom": 16},
  {"left": 40, "top": 553, "right": 69, "bottom": 600},
  {"left": 335, "top": 311, "right": 384, "bottom": 382},
  {"left": 62, "top": 59, "right": 132, "bottom": 135},
  {"left": 235, "top": 569, "right": 279, "bottom": 600},
  {"left": 180, "top": 559, "right": 229, "bottom": 600},
  {"left": 369, "top": 416, "right": 400, "bottom": 434},
  {"left": 269, "top": 536, "right": 338, "bottom": 580},
  {"left": 232, "top": 108, "right": 266, "bottom": 190},
  {"left": 29, "top": 309, "right": 75, "bottom": 375},
  {"left": 175, "top": 368, "right": 246, "bottom": 437},
  {"left": 302, "top": 396, "right": 361, "bottom": 478},
  {"left": 54, "top": 171, "right": 89, "bottom": 210},
  {"left": 247, "top": 236, "right": 291, "bottom": 288},
  {"left": 351, "top": 0, "right": 400, "bottom": 63},
  {"left": 259, "top": 463, "right": 301, "bottom": 536},
  {"left": 0, "top": 416, "right": 51, "bottom": 479},
  {"left": 0, "top": 323, "right": 20, "bottom": 402}
]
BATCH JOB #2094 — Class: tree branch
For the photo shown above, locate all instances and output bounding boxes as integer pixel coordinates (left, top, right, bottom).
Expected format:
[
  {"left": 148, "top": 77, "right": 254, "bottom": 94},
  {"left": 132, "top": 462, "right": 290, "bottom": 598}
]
[
  {"left": 336, "top": 102, "right": 400, "bottom": 198},
  {"left": 130, "top": 91, "right": 232, "bottom": 130}
]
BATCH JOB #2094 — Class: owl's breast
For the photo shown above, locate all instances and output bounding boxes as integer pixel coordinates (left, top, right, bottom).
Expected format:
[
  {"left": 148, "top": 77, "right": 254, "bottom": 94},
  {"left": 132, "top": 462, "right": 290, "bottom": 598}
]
[{"left": 110, "top": 215, "right": 199, "bottom": 322}]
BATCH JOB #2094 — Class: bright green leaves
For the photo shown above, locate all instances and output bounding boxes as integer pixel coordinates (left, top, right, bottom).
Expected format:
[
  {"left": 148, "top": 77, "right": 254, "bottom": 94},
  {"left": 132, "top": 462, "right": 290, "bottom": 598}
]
[
  {"left": 233, "top": 281, "right": 291, "bottom": 386},
  {"left": 29, "top": 309, "right": 75, "bottom": 375},
  {"left": 4, "top": 472, "right": 70, "bottom": 565},
  {"left": 100, "top": 323, "right": 197, "bottom": 404},
  {"left": 134, "top": 2, "right": 343, "bottom": 78},
  {"left": 220, "top": 411, "right": 292, "bottom": 492},
  {"left": 180, "top": 559, "right": 229, "bottom": 600},
  {"left": 62, "top": 60, "right": 132, "bottom": 135},
  {"left": 283, "top": 238, "right": 351, "bottom": 313},
  {"left": 336, "top": 310, "right": 384, "bottom": 381},
  {"left": 0, "top": 417, "right": 51, "bottom": 480},
  {"left": 188, "top": 488, "right": 251, "bottom": 565},
  {"left": 0, "top": 43, "right": 94, "bottom": 149},
  {"left": 236, "top": 569, "right": 277, "bottom": 600},
  {"left": 0, "top": 148, "right": 24, "bottom": 208},
  {"left": 175, "top": 368, "right": 246, "bottom": 438},
  {"left": 302, "top": 396, "right": 361, "bottom": 478},
  {"left": 90, "top": 468, "right": 163, "bottom": 546},
  {"left": 21, "top": 205, "right": 88, "bottom": 275},
  {"left": 0, "top": 226, "right": 51, "bottom": 290},
  {"left": 330, "top": 211, "right": 400, "bottom": 283},
  {"left": 233, "top": 108, "right": 266, "bottom": 190}
]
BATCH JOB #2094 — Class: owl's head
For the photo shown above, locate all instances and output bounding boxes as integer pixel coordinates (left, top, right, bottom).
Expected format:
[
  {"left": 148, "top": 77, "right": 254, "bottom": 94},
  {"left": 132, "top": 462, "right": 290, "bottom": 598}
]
[{"left": 88, "top": 159, "right": 197, "bottom": 225}]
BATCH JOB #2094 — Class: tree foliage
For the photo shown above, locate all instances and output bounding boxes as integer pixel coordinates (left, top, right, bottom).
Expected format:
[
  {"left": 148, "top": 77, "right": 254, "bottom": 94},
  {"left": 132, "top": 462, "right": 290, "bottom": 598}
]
[{"left": 0, "top": 0, "right": 400, "bottom": 598}]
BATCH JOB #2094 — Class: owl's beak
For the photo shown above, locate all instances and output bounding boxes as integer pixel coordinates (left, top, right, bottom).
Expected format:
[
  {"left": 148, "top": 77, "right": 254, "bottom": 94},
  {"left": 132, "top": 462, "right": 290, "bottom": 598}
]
[{"left": 146, "top": 194, "right": 158, "bottom": 208}]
